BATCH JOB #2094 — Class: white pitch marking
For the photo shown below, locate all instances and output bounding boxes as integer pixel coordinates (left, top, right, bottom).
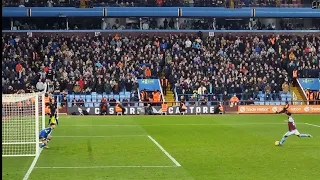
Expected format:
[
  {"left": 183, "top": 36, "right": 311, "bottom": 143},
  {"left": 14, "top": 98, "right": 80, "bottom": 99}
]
[
  {"left": 147, "top": 135, "right": 181, "bottom": 167},
  {"left": 23, "top": 149, "right": 43, "bottom": 180},
  {"left": 54, "top": 135, "right": 146, "bottom": 138},
  {"left": 62, "top": 123, "right": 285, "bottom": 127},
  {"left": 35, "top": 165, "right": 178, "bottom": 169},
  {"left": 305, "top": 123, "right": 320, "bottom": 128}
]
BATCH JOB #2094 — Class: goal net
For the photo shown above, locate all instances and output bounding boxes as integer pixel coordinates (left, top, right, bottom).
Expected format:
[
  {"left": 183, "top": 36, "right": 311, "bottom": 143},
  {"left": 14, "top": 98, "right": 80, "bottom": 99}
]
[{"left": 2, "top": 93, "right": 46, "bottom": 157}]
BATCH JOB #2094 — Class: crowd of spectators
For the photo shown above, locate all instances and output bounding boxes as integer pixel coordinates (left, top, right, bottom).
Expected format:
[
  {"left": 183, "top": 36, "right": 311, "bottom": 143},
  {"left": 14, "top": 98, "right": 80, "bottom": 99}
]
[
  {"left": 2, "top": 32, "right": 320, "bottom": 104},
  {"left": 2, "top": 0, "right": 308, "bottom": 8}
]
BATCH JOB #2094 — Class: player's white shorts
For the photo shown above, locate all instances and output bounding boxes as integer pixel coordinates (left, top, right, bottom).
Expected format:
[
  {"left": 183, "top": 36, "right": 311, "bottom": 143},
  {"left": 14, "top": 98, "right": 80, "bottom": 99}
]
[{"left": 283, "top": 129, "right": 300, "bottom": 137}]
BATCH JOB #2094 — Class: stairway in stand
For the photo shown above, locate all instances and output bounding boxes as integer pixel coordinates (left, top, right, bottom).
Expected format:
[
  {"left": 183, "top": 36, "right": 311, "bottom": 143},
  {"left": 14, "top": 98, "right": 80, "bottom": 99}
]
[
  {"left": 290, "top": 84, "right": 306, "bottom": 105},
  {"left": 164, "top": 84, "right": 175, "bottom": 104}
]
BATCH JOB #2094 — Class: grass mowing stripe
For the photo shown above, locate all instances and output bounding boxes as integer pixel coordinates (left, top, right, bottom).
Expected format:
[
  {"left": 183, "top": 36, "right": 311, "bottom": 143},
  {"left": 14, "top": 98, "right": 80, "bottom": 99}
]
[{"left": 35, "top": 165, "right": 178, "bottom": 169}]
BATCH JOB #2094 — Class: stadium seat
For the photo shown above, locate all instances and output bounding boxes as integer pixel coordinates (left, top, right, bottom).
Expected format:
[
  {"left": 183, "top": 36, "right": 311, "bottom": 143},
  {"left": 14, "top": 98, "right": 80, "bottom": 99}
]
[
  {"left": 125, "top": 92, "right": 131, "bottom": 97},
  {"left": 280, "top": 101, "right": 286, "bottom": 105},
  {"left": 269, "top": 102, "right": 276, "bottom": 105},
  {"left": 74, "top": 95, "right": 81, "bottom": 100},
  {"left": 275, "top": 101, "right": 281, "bottom": 105},
  {"left": 265, "top": 102, "right": 270, "bottom": 105},
  {"left": 91, "top": 92, "right": 97, "bottom": 96},
  {"left": 120, "top": 95, "right": 125, "bottom": 101},
  {"left": 85, "top": 95, "right": 91, "bottom": 101},
  {"left": 114, "top": 95, "right": 120, "bottom": 101}
]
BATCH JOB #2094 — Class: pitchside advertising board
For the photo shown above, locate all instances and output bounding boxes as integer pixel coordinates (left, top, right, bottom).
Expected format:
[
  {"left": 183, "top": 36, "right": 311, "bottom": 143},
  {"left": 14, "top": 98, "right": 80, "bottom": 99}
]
[
  {"left": 68, "top": 106, "right": 219, "bottom": 115},
  {"left": 238, "top": 105, "right": 320, "bottom": 114}
]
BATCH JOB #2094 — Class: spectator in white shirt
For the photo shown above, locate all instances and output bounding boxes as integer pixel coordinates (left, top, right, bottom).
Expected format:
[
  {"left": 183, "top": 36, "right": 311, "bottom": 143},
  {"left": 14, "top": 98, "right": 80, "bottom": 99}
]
[
  {"left": 197, "top": 85, "right": 207, "bottom": 95},
  {"left": 185, "top": 38, "right": 192, "bottom": 48},
  {"left": 36, "top": 79, "right": 45, "bottom": 91}
]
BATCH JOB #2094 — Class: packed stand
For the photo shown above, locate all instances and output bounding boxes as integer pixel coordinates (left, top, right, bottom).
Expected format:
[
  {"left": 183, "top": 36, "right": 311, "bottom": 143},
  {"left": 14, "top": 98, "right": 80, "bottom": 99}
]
[
  {"left": 2, "top": 0, "right": 306, "bottom": 7},
  {"left": 165, "top": 34, "right": 320, "bottom": 104},
  {"left": 2, "top": 33, "right": 320, "bottom": 106}
]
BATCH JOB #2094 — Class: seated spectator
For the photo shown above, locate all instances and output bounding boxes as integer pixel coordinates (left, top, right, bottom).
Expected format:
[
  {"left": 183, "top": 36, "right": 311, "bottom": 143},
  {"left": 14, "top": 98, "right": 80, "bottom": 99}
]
[
  {"left": 77, "top": 97, "right": 85, "bottom": 107},
  {"left": 109, "top": 96, "right": 117, "bottom": 106},
  {"left": 72, "top": 98, "right": 78, "bottom": 107},
  {"left": 61, "top": 96, "right": 68, "bottom": 107},
  {"left": 122, "top": 97, "right": 129, "bottom": 107},
  {"left": 282, "top": 82, "right": 290, "bottom": 94},
  {"left": 199, "top": 96, "right": 207, "bottom": 106}
]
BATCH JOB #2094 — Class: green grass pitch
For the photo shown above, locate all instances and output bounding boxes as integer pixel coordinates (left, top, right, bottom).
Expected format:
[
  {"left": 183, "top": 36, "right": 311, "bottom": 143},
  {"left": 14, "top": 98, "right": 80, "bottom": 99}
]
[{"left": 2, "top": 114, "right": 320, "bottom": 180}]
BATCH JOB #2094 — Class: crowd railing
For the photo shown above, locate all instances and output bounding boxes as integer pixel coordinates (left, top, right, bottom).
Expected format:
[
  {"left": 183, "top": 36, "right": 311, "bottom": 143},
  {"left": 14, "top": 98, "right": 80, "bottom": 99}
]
[{"left": 59, "top": 100, "right": 320, "bottom": 115}]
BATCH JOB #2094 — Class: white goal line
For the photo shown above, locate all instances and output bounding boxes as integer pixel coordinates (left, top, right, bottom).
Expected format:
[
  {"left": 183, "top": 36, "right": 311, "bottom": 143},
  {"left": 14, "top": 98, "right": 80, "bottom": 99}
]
[{"left": 35, "top": 165, "right": 178, "bottom": 169}]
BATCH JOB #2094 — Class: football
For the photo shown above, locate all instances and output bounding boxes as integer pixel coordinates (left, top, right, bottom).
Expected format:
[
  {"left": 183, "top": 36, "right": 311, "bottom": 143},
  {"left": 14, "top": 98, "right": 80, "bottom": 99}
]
[{"left": 275, "top": 141, "right": 280, "bottom": 146}]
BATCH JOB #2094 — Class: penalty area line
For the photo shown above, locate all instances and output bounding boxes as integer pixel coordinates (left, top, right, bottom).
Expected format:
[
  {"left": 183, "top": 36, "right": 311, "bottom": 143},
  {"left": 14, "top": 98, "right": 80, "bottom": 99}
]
[
  {"left": 305, "top": 123, "right": 320, "bottom": 128},
  {"left": 147, "top": 135, "right": 181, "bottom": 167},
  {"left": 23, "top": 149, "right": 43, "bottom": 180},
  {"left": 35, "top": 165, "right": 178, "bottom": 169}
]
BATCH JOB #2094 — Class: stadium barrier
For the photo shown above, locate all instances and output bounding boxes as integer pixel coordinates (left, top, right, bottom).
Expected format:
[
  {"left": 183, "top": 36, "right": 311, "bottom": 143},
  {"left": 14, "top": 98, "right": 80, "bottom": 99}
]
[
  {"left": 64, "top": 100, "right": 320, "bottom": 115},
  {"left": 238, "top": 105, "right": 320, "bottom": 114},
  {"left": 3, "top": 30, "right": 320, "bottom": 38}
]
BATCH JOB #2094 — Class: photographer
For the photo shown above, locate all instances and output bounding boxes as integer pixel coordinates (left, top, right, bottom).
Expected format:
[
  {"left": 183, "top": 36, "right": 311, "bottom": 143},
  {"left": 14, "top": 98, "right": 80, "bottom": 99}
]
[{"left": 145, "top": 104, "right": 154, "bottom": 115}]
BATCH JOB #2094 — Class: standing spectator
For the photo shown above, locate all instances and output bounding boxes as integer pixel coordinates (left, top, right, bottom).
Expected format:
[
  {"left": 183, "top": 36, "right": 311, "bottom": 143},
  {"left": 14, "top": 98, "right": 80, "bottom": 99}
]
[
  {"left": 36, "top": 79, "right": 45, "bottom": 91},
  {"left": 282, "top": 81, "right": 290, "bottom": 94},
  {"left": 197, "top": 85, "right": 207, "bottom": 95}
]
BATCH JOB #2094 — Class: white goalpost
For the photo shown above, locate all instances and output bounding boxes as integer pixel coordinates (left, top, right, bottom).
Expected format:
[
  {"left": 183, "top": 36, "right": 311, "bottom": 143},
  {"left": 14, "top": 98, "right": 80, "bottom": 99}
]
[{"left": 2, "top": 93, "right": 46, "bottom": 157}]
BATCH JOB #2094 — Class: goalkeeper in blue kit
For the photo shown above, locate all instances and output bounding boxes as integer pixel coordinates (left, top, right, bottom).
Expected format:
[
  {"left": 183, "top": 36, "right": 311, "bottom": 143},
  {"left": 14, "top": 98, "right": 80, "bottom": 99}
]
[{"left": 39, "top": 123, "right": 56, "bottom": 148}]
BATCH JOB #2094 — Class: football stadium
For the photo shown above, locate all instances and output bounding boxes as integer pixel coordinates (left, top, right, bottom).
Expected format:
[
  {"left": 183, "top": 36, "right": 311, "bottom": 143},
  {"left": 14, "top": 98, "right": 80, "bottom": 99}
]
[{"left": 2, "top": 0, "right": 320, "bottom": 180}]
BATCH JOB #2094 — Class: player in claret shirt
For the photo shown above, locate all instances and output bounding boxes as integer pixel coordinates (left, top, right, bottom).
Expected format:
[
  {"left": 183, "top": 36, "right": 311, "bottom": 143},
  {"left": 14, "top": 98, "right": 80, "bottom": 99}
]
[{"left": 277, "top": 112, "right": 312, "bottom": 146}]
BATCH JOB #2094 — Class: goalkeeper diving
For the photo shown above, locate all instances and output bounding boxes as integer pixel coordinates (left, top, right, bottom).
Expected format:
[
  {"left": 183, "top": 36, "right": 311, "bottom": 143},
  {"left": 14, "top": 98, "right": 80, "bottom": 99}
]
[{"left": 39, "top": 123, "right": 56, "bottom": 148}]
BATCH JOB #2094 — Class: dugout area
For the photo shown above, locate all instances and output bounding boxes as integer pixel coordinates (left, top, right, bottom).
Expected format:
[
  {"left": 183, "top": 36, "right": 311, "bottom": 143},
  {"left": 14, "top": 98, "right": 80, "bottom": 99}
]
[{"left": 2, "top": 115, "right": 320, "bottom": 180}]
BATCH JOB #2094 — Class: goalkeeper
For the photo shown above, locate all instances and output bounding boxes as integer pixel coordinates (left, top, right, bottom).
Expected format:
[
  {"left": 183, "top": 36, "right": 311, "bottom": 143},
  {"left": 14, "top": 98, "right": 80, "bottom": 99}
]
[
  {"left": 39, "top": 123, "right": 56, "bottom": 148},
  {"left": 48, "top": 99, "right": 59, "bottom": 125}
]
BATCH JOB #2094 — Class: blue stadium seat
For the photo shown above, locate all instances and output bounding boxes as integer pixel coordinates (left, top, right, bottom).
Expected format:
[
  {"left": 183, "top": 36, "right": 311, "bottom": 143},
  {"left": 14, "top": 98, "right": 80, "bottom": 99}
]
[
  {"left": 265, "top": 102, "right": 270, "bottom": 105},
  {"left": 74, "top": 95, "right": 81, "bottom": 100},
  {"left": 84, "top": 103, "right": 90, "bottom": 107},
  {"left": 286, "top": 94, "right": 292, "bottom": 98},
  {"left": 120, "top": 95, "right": 125, "bottom": 101},
  {"left": 280, "top": 94, "right": 286, "bottom": 100},
  {"left": 280, "top": 101, "right": 286, "bottom": 105},
  {"left": 269, "top": 102, "right": 276, "bottom": 105},
  {"left": 85, "top": 95, "right": 91, "bottom": 101},
  {"left": 254, "top": 102, "right": 260, "bottom": 105},
  {"left": 114, "top": 95, "right": 120, "bottom": 101},
  {"left": 259, "top": 97, "right": 265, "bottom": 101},
  {"left": 125, "top": 92, "right": 131, "bottom": 97},
  {"left": 91, "top": 92, "right": 97, "bottom": 96},
  {"left": 275, "top": 101, "right": 281, "bottom": 105},
  {"left": 92, "top": 96, "right": 97, "bottom": 104},
  {"left": 287, "top": 98, "right": 292, "bottom": 102}
]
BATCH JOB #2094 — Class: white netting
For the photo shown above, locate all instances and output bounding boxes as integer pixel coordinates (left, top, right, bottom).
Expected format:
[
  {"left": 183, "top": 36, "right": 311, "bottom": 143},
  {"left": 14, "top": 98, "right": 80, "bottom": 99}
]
[{"left": 2, "top": 93, "right": 45, "bottom": 157}]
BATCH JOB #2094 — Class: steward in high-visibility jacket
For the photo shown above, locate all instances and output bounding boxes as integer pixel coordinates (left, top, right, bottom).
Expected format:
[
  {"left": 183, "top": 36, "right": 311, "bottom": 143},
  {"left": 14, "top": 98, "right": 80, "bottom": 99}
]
[
  {"left": 179, "top": 101, "right": 187, "bottom": 114},
  {"left": 115, "top": 101, "right": 125, "bottom": 114}
]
